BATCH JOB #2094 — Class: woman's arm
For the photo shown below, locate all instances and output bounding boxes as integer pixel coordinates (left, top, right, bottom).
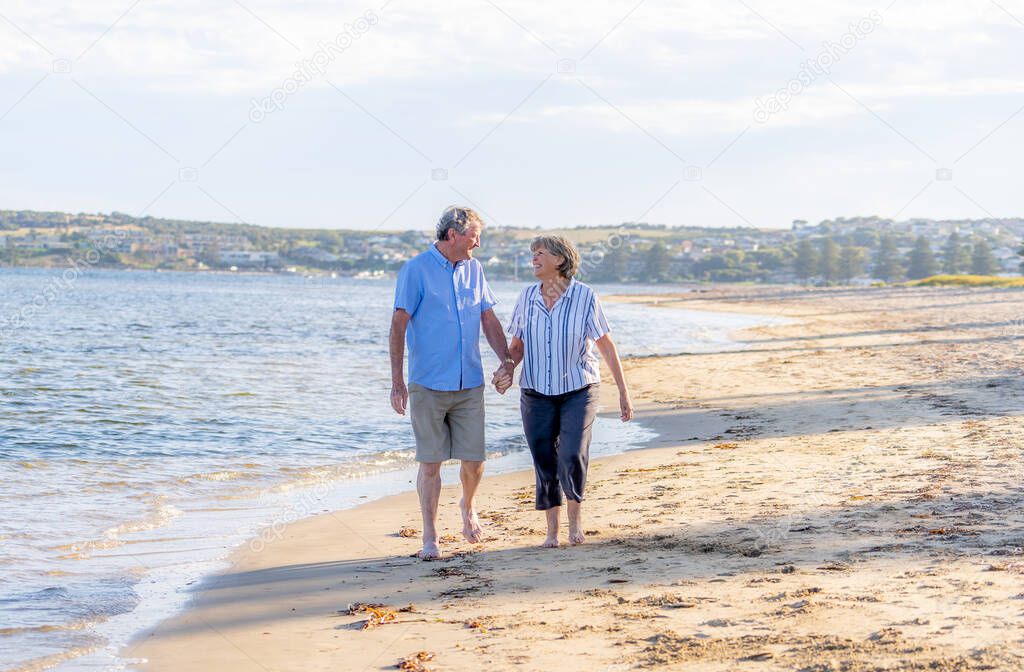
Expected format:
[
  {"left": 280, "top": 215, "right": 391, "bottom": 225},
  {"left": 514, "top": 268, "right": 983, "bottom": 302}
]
[
  {"left": 509, "top": 336, "right": 524, "bottom": 366},
  {"left": 595, "top": 334, "right": 633, "bottom": 421}
]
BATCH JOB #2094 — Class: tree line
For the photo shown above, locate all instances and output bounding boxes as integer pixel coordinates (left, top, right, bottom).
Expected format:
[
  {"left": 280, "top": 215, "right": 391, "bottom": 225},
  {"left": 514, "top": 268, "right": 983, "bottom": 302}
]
[
  {"left": 580, "top": 232, "right": 1010, "bottom": 284},
  {"left": 793, "top": 232, "right": 1000, "bottom": 284}
]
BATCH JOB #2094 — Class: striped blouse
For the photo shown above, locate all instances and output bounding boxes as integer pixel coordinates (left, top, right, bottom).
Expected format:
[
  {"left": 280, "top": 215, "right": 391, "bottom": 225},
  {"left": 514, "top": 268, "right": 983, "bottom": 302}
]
[{"left": 508, "top": 279, "right": 611, "bottom": 396}]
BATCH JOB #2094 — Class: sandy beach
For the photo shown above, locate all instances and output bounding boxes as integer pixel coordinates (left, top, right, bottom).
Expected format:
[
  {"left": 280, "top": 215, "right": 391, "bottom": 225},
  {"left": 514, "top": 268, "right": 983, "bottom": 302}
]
[{"left": 125, "top": 285, "right": 1024, "bottom": 671}]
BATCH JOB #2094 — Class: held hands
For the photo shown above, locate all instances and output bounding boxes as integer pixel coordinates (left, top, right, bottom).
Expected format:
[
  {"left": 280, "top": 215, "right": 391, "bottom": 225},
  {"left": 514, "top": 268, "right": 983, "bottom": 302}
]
[{"left": 491, "top": 362, "right": 514, "bottom": 395}]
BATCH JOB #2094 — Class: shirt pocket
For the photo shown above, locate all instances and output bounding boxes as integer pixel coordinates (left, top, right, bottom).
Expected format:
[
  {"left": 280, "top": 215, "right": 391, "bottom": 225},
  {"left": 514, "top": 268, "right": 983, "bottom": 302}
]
[
  {"left": 423, "top": 283, "right": 457, "bottom": 319},
  {"left": 457, "top": 283, "right": 482, "bottom": 316}
]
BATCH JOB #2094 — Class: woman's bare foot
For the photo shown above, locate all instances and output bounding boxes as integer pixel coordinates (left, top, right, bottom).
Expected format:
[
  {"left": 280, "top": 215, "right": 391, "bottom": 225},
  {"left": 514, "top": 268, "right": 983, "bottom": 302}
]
[
  {"left": 459, "top": 498, "right": 483, "bottom": 543},
  {"left": 567, "top": 501, "right": 585, "bottom": 545},
  {"left": 541, "top": 535, "right": 559, "bottom": 548},
  {"left": 418, "top": 539, "right": 442, "bottom": 560}
]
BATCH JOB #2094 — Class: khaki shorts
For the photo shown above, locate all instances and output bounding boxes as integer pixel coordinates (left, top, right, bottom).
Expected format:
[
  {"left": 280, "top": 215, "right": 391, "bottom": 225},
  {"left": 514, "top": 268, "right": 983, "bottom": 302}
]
[{"left": 409, "top": 383, "right": 486, "bottom": 462}]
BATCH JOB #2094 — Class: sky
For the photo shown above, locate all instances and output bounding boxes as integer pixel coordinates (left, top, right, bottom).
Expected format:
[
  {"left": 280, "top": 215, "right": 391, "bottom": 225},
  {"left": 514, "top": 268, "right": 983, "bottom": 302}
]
[{"left": 1, "top": 0, "right": 1023, "bottom": 232}]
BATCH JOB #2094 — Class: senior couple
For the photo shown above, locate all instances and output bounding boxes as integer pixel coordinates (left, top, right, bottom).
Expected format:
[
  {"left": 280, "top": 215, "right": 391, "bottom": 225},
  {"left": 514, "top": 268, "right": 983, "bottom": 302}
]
[{"left": 389, "top": 206, "right": 633, "bottom": 560}]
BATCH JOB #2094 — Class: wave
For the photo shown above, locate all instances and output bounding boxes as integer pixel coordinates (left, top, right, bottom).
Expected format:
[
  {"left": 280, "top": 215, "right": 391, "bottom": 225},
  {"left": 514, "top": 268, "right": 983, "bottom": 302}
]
[{"left": 51, "top": 501, "right": 182, "bottom": 560}]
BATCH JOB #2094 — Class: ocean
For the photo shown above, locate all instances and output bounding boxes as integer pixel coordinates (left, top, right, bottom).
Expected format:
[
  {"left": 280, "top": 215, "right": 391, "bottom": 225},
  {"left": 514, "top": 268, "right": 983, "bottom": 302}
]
[{"left": 0, "top": 268, "right": 776, "bottom": 671}]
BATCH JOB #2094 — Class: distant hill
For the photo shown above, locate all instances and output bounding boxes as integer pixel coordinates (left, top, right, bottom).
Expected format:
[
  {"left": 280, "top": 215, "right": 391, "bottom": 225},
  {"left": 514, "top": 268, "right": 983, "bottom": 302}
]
[{"left": 1, "top": 208, "right": 1021, "bottom": 284}]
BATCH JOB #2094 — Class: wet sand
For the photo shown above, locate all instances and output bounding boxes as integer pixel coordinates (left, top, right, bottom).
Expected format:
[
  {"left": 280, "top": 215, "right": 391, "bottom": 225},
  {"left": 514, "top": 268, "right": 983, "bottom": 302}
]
[{"left": 125, "top": 285, "right": 1024, "bottom": 671}]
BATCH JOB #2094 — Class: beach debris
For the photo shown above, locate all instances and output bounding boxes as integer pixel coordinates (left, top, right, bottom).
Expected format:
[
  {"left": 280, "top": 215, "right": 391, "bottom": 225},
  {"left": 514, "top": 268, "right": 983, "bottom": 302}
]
[
  {"left": 618, "top": 466, "right": 660, "bottom": 474},
  {"left": 438, "top": 582, "right": 491, "bottom": 599},
  {"left": 398, "top": 526, "right": 419, "bottom": 538},
  {"left": 465, "top": 618, "right": 489, "bottom": 632},
  {"left": 712, "top": 442, "right": 740, "bottom": 450},
  {"left": 396, "top": 651, "right": 435, "bottom": 671},
  {"left": 438, "top": 534, "right": 460, "bottom": 543},
  {"left": 740, "top": 652, "right": 774, "bottom": 661},
  {"left": 511, "top": 487, "right": 533, "bottom": 503},
  {"left": 433, "top": 565, "right": 467, "bottom": 578},
  {"left": 344, "top": 602, "right": 414, "bottom": 629},
  {"left": 817, "top": 562, "right": 850, "bottom": 571}
]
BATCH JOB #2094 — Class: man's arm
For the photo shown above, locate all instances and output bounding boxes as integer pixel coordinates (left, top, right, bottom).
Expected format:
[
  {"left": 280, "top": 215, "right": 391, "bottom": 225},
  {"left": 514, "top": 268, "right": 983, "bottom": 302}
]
[
  {"left": 481, "top": 309, "right": 513, "bottom": 391},
  {"left": 390, "top": 309, "right": 411, "bottom": 414}
]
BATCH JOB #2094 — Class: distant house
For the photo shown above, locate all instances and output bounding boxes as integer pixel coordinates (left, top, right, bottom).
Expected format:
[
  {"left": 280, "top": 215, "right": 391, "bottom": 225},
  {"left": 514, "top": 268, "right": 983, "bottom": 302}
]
[
  {"left": 9, "top": 234, "right": 72, "bottom": 251},
  {"left": 218, "top": 250, "right": 279, "bottom": 267},
  {"left": 291, "top": 246, "right": 339, "bottom": 264}
]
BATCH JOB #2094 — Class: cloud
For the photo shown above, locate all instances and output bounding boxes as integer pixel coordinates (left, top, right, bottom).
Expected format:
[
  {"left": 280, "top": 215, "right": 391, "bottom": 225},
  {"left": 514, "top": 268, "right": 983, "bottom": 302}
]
[{"left": 1, "top": 0, "right": 1018, "bottom": 94}]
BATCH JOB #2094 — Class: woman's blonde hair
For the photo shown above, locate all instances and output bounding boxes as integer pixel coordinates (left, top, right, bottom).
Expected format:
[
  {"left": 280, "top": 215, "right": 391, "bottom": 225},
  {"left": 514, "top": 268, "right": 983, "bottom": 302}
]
[{"left": 531, "top": 235, "right": 580, "bottom": 279}]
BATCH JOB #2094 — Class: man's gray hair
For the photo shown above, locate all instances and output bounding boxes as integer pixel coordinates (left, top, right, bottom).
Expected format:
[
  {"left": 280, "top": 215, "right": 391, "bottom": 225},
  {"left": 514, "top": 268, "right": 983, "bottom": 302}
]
[{"left": 436, "top": 206, "right": 484, "bottom": 241}]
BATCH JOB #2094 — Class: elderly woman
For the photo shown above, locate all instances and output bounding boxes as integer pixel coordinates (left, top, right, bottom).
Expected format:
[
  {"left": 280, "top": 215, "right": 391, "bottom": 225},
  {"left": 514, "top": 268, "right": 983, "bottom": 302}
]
[{"left": 502, "top": 236, "right": 633, "bottom": 548}]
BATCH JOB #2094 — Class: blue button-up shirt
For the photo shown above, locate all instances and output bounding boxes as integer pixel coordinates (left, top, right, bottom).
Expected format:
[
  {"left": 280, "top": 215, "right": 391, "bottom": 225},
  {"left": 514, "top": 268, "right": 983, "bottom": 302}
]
[
  {"left": 393, "top": 244, "right": 497, "bottom": 391},
  {"left": 508, "top": 279, "right": 610, "bottom": 395}
]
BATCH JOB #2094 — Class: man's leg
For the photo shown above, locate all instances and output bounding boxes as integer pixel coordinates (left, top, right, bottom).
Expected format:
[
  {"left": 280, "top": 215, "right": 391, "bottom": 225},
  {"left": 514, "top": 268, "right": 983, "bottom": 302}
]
[
  {"left": 447, "top": 386, "right": 488, "bottom": 543},
  {"left": 459, "top": 460, "right": 485, "bottom": 543},
  {"left": 409, "top": 384, "right": 452, "bottom": 560},
  {"left": 417, "top": 462, "right": 443, "bottom": 559}
]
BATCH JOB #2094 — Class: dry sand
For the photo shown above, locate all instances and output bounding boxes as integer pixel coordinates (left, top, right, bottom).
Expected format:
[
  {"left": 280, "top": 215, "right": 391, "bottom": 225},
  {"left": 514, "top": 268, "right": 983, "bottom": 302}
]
[{"left": 125, "top": 285, "right": 1024, "bottom": 671}]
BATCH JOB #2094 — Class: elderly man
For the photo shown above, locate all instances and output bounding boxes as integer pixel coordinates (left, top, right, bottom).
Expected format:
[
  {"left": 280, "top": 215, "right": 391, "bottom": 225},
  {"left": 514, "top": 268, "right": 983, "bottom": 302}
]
[{"left": 389, "top": 206, "right": 514, "bottom": 560}]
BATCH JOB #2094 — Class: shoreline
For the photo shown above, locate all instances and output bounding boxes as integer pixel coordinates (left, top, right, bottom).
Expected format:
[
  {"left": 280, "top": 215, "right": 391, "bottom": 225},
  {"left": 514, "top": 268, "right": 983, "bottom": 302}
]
[
  {"left": 126, "top": 284, "right": 1024, "bottom": 670},
  {"left": 121, "top": 395, "right": 721, "bottom": 671},
  {"left": 4, "top": 282, "right": 771, "bottom": 672},
  {"left": 118, "top": 292, "right": 786, "bottom": 669},
  {"left": 116, "top": 293, "right": 801, "bottom": 670},
  {"left": 53, "top": 404, "right": 653, "bottom": 672}
]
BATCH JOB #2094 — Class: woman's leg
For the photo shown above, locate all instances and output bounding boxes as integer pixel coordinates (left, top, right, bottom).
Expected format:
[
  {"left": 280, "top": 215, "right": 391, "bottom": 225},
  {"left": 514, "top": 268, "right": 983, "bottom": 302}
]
[
  {"left": 520, "top": 389, "right": 562, "bottom": 546},
  {"left": 557, "top": 384, "right": 600, "bottom": 545},
  {"left": 543, "top": 507, "right": 560, "bottom": 548}
]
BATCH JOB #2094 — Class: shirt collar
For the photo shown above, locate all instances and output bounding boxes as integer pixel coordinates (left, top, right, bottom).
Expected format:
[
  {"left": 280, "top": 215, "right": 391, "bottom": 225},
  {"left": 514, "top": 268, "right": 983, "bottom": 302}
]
[
  {"left": 532, "top": 278, "right": 576, "bottom": 307},
  {"left": 429, "top": 242, "right": 462, "bottom": 270}
]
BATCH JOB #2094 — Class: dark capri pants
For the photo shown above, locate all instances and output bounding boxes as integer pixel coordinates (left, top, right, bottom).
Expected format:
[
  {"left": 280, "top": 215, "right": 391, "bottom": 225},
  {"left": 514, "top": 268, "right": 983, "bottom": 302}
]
[{"left": 520, "top": 384, "right": 600, "bottom": 510}]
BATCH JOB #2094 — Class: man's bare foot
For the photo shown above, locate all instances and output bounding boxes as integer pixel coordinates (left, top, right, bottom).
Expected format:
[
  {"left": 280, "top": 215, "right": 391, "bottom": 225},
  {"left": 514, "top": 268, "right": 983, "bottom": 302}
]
[
  {"left": 459, "top": 498, "right": 483, "bottom": 543},
  {"left": 568, "top": 528, "right": 585, "bottom": 545},
  {"left": 418, "top": 540, "right": 441, "bottom": 560},
  {"left": 541, "top": 535, "right": 560, "bottom": 548}
]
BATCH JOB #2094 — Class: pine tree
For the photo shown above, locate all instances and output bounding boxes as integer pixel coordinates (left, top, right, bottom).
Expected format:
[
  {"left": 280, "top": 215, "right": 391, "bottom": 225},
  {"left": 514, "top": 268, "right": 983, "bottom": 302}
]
[
  {"left": 906, "top": 236, "right": 937, "bottom": 280},
  {"left": 794, "top": 239, "right": 817, "bottom": 283},
  {"left": 942, "top": 232, "right": 967, "bottom": 274},
  {"left": 790, "top": 237, "right": 815, "bottom": 282},
  {"left": 644, "top": 241, "right": 669, "bottom": 282},
  {"left": 817, "top": 237, "right": 839, "bottom": 284},
  {"left": 873, "top": 233, "right": 902, "bottom": 282},
  {"left": 970, "top": 238, "right": 998, "bottom": 275},
  {"left": 838, "top": 244, "right": 866, "bottom": 284},
  {"left": 596, "top": 244, "right": 629, "bottom": 282}
]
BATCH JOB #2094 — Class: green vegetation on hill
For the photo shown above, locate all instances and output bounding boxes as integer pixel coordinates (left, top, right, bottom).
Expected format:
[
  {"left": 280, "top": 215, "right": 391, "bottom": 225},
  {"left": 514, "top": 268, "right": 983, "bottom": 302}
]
[
  {"left": 1, "top": 209, "right": 1023, "bottom": 285},
  {"left": 908, "top": 275, "right": 1024, "bottom": 288}
]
